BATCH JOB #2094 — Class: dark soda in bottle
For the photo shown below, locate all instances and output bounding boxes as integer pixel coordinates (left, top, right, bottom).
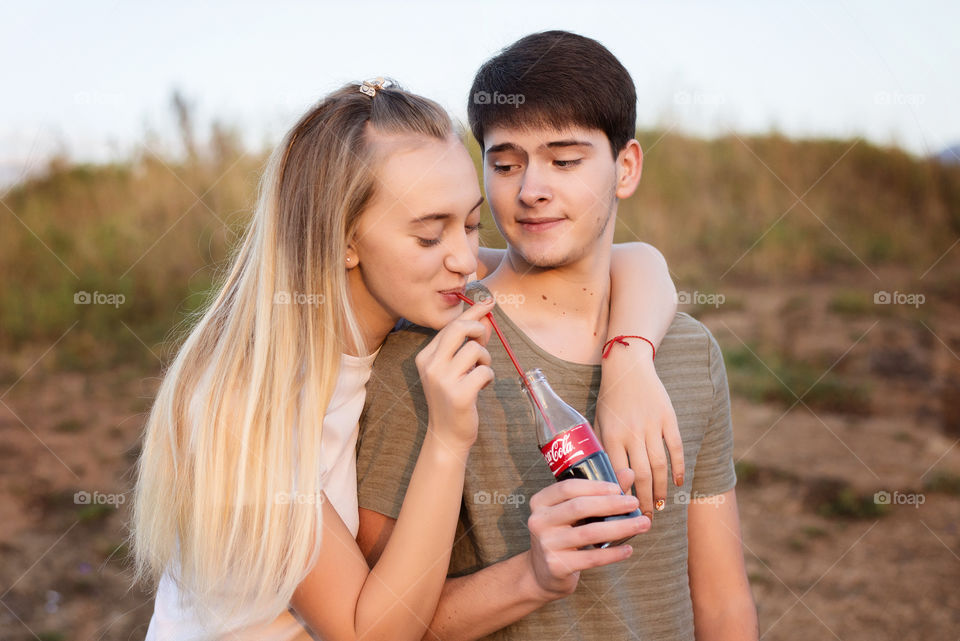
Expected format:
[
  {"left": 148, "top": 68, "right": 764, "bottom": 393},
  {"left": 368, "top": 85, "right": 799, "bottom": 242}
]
[{"left": 522, "top": 368, "right": 642, "bottom": 548}]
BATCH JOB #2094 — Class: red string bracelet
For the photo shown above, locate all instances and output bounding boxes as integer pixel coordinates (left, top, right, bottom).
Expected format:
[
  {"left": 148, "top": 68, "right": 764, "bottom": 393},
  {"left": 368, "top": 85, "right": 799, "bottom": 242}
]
[{"left": 602, "top": 335, "right": 656, "bottom": 360}]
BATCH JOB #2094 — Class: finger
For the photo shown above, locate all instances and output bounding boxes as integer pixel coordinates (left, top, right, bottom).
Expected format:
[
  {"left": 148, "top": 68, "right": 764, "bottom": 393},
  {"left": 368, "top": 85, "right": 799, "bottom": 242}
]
[
  {"left": 629, "top": 443, "right": 654, "bottom": 518},
  {"left": 450, "top": 339, "right": 492, "bottom": 376},
  {"left": 478, "top": 315, "right": 494, "bottom": 348},
  {"left": 556, "top": 545, "right": 634, "bottom": 573},
  {"left": 461, "top": 364, "right": 495, "bottom": 393},
  {"left": 431, "top": 319, "right": 488, "bottom": 360},
  {"left": 615, "top": 468, "right": 635, "bottom": 495},
  {"left": 604, "top": 438, "right": 630, "bottom": 490},
  {"left": 647, "top": 436, "right": 669, "bottom": 515},
  {"left": 458, "top": 295, "right": 496, "bottom": 320},
  {"left": 529, "top": 479, "right": 622, "bottom": 511},
  {"left": 546, "top": 494, "right": 640, "bottom": 527},
  {"left": 565, "top": 515, "right": 649, "bottom": 549},
  {"left": 663, "top": 416, "right": 685, "bottom": 487}
]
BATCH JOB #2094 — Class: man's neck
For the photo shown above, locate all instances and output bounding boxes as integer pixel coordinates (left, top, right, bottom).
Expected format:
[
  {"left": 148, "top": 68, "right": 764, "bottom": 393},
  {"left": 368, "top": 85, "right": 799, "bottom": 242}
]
[{"left": 482, "top": 246, "right": 612, "bottom": 365}]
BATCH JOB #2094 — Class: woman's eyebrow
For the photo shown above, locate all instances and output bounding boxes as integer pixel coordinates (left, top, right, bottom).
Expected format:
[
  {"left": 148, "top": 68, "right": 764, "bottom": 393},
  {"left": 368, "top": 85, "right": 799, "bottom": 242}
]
[{"left": 410, "top": 198, "right": 483, "bottom": 224}]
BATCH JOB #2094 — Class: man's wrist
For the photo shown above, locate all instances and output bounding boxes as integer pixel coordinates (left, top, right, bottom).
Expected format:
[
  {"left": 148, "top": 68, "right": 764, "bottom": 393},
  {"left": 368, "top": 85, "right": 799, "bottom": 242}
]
[{"left": 517, "top": 550, "right": 569, "bottom": 604}]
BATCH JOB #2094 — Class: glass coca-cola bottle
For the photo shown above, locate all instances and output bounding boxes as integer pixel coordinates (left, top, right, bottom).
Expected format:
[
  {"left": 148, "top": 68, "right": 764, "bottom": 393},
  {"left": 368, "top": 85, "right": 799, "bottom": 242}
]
[{"left": 521, "top": 368, "right": 642, "bottom": 548}]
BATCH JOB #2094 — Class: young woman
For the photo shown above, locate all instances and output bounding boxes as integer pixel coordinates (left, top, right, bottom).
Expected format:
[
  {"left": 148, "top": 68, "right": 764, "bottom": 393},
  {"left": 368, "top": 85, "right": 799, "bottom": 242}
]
[{"left": 132, "top": 80, "right": 680, "bottom": 640}]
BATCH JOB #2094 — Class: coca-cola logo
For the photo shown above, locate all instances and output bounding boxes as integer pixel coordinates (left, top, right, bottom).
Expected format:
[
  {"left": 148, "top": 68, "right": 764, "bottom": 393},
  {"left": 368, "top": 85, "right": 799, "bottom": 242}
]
[
  {"left": 540, "top": 423, "right": 603, "bottom": 476},
  {"left": 544, "top": 433, "right": 574, "bottom": 466}
]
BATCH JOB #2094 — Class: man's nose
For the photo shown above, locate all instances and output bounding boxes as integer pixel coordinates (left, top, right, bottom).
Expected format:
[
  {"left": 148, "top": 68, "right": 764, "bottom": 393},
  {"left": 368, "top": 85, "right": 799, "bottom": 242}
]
[{"left": 518, "top": 164, "right": 551, "bottom": 207}]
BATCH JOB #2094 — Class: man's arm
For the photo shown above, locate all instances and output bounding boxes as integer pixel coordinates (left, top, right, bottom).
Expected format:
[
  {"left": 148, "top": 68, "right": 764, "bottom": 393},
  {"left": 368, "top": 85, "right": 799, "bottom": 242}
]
[
  {"left": 358, "top": 474, "right": 646, "bottom": 641},
  {"left": 687, "top": 490, "right": 758, "bottom": 641}
]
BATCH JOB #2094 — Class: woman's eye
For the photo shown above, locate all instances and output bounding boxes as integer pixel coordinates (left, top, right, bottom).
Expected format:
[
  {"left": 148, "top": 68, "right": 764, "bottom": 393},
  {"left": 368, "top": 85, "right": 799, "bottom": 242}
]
[
  {"left": 417, "top": 237, "right": 442, "bottom": 247},
  {"left": 554, "top": 159, "right": 582, "bottom": 168},
  {"left": 466, "top": 222, "right": 482, "bottom": 233}
]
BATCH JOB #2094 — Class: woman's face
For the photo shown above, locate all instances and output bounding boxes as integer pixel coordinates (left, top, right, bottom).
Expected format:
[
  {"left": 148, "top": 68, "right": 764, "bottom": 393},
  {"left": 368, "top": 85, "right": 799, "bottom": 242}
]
[{"left": 346, "top": 133, "right": 483, "bottom": 331}]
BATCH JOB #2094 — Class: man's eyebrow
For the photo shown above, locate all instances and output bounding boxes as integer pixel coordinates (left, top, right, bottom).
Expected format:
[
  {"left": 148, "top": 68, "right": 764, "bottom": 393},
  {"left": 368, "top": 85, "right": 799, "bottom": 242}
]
[
  {"left": 545, "top": 140, "right": 593, "bottom": 150},
  {"left": 409, "top": 197, "right": 484, "bottom": 224},
  {"left": 485, "top": 142, "right": 522, "bottom": 155},
  {"left": 485, "top": 140, "right": 593, "bottom": 155}
]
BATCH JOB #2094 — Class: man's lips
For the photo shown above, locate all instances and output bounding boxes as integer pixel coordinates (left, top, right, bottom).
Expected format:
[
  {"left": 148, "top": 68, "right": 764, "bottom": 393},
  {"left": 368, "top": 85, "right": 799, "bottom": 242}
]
[{"left": 517, "top": 217, "right": 565, "bottom": 232}]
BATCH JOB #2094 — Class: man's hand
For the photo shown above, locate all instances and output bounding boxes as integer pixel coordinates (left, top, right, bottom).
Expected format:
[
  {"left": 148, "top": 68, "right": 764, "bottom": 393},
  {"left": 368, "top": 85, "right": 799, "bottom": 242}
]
[{"left": 525, "top": 478, "right": 650, "bottom": 599}]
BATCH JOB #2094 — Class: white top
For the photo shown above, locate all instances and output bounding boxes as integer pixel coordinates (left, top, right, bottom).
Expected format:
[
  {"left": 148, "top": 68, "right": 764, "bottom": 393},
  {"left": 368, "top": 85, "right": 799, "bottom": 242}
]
[{"left": 145, "top": 351, "right": 378, "bottom": 640}]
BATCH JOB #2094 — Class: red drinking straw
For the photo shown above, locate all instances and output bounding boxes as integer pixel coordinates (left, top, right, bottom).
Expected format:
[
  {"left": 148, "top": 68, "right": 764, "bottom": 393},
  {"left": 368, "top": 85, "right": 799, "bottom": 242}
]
[{"left": 455, "top": 292, "right": 554, "bottom": 431}]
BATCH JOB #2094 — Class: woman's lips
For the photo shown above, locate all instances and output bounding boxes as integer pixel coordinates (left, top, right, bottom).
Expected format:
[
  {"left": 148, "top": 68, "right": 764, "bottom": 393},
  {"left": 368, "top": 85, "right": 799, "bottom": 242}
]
[
  {"left": 517, "top": 217, "right": 564, "bottom": 233},
  {"left": 439, "top": 289, "right": 465, "bottom": 306}
]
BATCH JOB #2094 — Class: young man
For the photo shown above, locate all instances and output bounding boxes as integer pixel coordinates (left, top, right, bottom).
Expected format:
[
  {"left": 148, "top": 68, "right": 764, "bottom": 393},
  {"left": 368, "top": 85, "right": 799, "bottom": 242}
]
[{"left": 355, "top": 31, "right": 758, "bottom": 641}]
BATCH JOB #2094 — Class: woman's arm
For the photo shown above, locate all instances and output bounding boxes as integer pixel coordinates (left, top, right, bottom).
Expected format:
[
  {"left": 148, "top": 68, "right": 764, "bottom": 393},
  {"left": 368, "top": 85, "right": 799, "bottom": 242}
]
[
  {"left": 598, "top": 241, "right": 684, "bottom": 519},
  {"left": 291, "top": 298, "right": 496, "bottom": 641}
]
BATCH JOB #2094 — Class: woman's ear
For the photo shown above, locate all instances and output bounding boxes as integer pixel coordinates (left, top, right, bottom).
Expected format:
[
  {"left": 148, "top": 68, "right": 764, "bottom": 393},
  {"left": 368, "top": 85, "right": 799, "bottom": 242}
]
[
  {"left": 615, "top": 139, "right": 643, "bottom": 199},
  {"left": 345, "top": 245, "right": 359, "bottom": 268}
]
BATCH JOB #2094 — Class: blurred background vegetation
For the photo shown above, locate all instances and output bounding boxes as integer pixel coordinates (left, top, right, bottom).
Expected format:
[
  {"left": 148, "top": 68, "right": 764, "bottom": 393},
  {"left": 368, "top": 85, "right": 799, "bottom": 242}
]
[{"left": 2, "top": 95, "right": 958, "bottom": 369}]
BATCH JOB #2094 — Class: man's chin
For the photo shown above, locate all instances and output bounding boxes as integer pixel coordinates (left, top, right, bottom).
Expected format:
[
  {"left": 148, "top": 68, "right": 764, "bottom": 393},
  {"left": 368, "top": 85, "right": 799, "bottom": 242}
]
[{"left": 512, "top": 246, "right": 571, "bottom": 270}]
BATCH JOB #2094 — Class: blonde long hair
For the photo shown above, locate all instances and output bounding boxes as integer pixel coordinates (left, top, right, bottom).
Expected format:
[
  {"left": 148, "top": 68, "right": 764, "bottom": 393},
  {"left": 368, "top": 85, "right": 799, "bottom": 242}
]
[{"left": 131, "top": 82, "right": 451, "bottom": 628}]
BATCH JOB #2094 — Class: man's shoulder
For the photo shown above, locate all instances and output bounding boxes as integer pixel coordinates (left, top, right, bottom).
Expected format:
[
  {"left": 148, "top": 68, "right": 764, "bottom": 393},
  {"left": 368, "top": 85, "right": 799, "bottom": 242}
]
[
  {"left": 374, "top": 323, "right": 437, "bottom": 367},
  {"left": 656, "top": 312, "right": 724, "bottom": 379}
]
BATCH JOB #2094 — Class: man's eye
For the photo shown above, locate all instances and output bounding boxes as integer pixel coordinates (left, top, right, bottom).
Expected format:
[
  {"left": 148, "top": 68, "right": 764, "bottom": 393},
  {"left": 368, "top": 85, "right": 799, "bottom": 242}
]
[
  {"left": 492, "top": 164, "right": 517, "bottom": 174},
  {"left": 417, "top": 237, "right": 442, "bottom": 247},
  {"left": 554, "top": 159, "right": 582, "bottom": 168},
  {"left": 466, "top": 222, "right": 483, "bottom": 233}
]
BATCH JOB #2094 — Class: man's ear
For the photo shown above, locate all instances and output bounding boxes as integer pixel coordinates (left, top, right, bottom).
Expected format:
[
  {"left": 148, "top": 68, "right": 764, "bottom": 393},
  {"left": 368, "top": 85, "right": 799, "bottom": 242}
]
[{"left": 615, "top": 139, "right": 643, "bottom": 199}]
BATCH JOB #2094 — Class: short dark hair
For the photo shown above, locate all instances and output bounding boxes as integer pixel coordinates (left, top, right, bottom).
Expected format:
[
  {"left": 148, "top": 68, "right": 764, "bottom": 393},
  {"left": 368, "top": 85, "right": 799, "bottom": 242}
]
[{"left": 467, "top": 30, "right": 637, "bottom": 157}]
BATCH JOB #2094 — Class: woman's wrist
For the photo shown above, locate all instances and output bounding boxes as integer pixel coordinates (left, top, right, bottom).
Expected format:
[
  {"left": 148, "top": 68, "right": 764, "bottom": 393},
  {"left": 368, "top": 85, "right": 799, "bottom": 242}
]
[
  {"left": 601, "top": 343, "right": 657, "bottom": 375},
  {"left": 422, "top": 426, "right": 474, "bottom": 463}
]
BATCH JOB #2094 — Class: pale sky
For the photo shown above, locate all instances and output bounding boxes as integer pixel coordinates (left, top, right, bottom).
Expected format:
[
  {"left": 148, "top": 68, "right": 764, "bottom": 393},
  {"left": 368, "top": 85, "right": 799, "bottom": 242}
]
[{"left": 1, "top": 0, "right": 957, "bottom": 186}]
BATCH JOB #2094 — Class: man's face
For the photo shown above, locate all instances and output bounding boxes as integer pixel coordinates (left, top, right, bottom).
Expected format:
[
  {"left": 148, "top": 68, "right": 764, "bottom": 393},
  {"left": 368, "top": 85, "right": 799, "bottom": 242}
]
[{"left": 482, "top": 125, "right": 621, "bottom": 269}]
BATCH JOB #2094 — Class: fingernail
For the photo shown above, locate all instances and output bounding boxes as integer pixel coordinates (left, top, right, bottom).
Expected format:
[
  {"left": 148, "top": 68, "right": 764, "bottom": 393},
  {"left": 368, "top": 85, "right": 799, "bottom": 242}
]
[
  {"left": 675, "top": 475, "right": 684, "bottom": 487},
  {"left": 643, "top": 511, "right": 653, "bottom": 520},
  {"left": 655, "top": 499, "right": 666, "bottom": 512},
  {"left": 622, "top": 545, "right": 633, "bottom": 557}
]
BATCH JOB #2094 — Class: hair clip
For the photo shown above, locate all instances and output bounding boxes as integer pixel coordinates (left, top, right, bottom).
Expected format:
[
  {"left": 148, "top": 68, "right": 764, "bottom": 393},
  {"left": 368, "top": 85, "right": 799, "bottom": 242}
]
[{"left": 360, "top": 77, "right": 390, "bottom": 97}]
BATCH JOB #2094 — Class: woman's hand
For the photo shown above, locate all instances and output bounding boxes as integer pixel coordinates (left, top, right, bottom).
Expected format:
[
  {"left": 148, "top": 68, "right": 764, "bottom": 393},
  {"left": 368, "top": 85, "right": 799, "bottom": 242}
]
[
  {"left": 416, "top": 297, "right": 496, "bottom": 450},
  {"left": 595, "top": 354, "right": 684, "bottom": 519}
]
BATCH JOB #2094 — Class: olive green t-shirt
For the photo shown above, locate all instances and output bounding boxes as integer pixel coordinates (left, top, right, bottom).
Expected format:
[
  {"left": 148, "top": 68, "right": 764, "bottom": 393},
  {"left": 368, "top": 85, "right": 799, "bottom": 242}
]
[{"left": 356, "top": 283, "right": 737, "bottom": 641}]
